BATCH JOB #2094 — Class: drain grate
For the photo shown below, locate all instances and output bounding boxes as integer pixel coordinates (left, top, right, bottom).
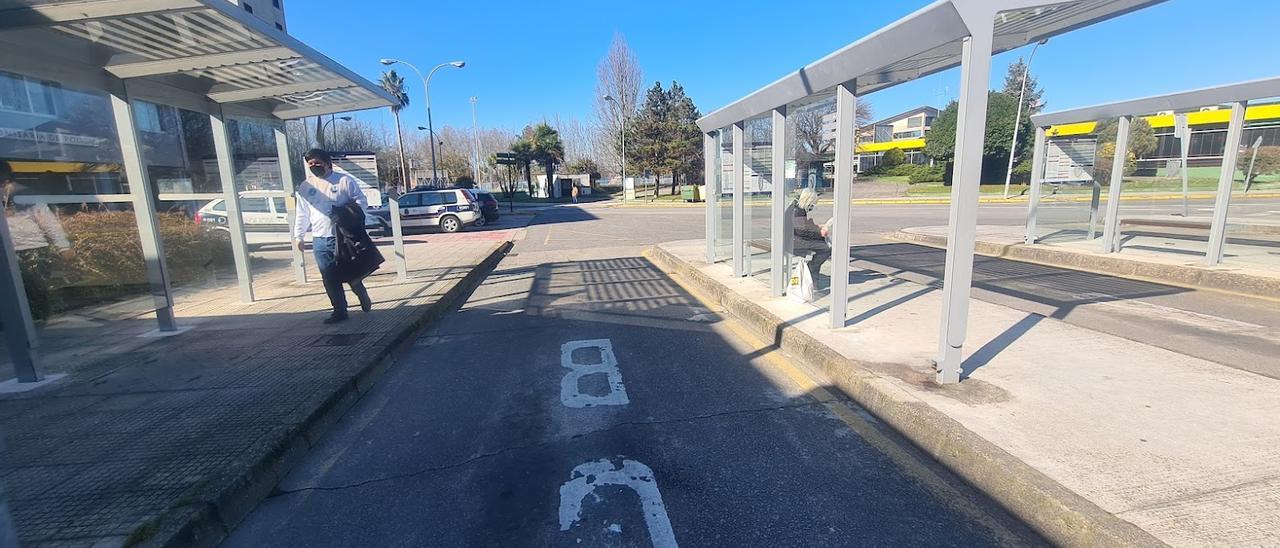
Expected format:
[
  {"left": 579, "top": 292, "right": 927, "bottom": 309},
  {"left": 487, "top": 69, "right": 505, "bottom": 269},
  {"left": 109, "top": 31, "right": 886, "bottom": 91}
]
[{"left": 309, "top": 333, "right": 367, "bottom": 347}]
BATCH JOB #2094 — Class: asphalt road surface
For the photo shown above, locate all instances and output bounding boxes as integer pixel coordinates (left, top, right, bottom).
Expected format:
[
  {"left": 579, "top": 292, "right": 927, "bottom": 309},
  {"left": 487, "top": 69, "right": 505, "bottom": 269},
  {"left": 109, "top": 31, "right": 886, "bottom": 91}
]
[{"left": 224, "top": 204, "right": 1043, "bottom": 547}]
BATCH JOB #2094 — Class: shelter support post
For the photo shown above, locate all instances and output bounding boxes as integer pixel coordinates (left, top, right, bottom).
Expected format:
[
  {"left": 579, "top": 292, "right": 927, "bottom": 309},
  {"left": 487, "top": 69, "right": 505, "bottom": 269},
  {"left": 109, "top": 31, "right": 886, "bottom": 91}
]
[
  {"left": 705, "top": 132, "right": 717, "bottom": 263},
  {"left": 274, "top": 125, "right": 307, "bottom": 284},
  {"left": 936, "top": 21, "right": 995, "bottom": 384},
  {"left": 0, "top": 212, "right": 40, "bottom": 382},
  {"left": 732, "top": 122, "right": 746, "bottom": 277},
  {"left": 830, "top": 82, "right": 856, "bottom": 328},
  {"left": 210, "top": 108, "right": 256, "bottom": 303},
  {"left": 1101, "top": 116, "right": 1130, "bottom": 253},
  {"left": 390, "top": 194, "right": 408, "bottom": 280},
  {"left": 770, "top": 107, "right": 787, "bottom": 297},
  {"left": 1087, "top": 181, "right": 1102, "bottom": 240},
  {"left": 110, "top": 89, "right": 178, "bottom": 331},
  {"left": 1206, "top": 101, "right": 1247, "bottom": 266},
  {"left": 1025, "top": 127, "right": 1047, "bottom": 244}
]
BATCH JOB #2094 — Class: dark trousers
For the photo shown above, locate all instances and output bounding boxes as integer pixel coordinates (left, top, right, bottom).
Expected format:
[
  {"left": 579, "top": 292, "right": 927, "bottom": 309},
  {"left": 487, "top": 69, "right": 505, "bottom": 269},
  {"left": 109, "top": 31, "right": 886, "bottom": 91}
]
[{"left": 312, "top": 236, "right": 369, "bottom": 315}]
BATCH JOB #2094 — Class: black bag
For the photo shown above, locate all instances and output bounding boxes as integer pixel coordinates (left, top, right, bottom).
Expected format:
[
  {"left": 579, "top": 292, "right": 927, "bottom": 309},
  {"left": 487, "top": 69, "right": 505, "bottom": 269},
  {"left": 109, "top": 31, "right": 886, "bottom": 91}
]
[{"left": 332, "top": 202, "right": 384, "bottom": 282}]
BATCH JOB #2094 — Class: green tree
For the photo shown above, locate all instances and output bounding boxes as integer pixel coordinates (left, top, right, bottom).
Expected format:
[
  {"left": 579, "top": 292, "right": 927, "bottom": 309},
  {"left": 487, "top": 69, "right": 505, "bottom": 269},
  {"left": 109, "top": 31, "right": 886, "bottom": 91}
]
[
  {"left": 1096, "top": 117, "right": 1157, "bottom": 159},
  {"left": 923, "top": 93, "right": 1032, "bottom": 182},
  {"left": 1001, "top": 57, "right": 1045, "bottom": 115},
  {"left": 379, "top": 70, "right": 410, "bottom": 190},
  {"left": 665, "top": 82, "right": 703, "bottom": 194},
  {"left": 568, "top": 158, "right": 602, "bottom": 187},
  {"left": 629, "top": 82, "right": 673, "bottom": 188},
  {"left": 527, "top": 123, "right": 565, "bottom": 198}
]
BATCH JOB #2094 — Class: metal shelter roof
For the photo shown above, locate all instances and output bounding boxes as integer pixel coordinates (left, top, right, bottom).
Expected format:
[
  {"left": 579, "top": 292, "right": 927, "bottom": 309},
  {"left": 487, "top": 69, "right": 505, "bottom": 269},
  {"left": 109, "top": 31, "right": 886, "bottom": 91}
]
[
  {"left": 697, "top": 0, "right": 1165, "bottom": 132},
  {"left": 0, "top": 0, "right": 395, "bottom": 119},
  {"left": 1031, "top": 76, "right": 1280, "bottom": 127}
]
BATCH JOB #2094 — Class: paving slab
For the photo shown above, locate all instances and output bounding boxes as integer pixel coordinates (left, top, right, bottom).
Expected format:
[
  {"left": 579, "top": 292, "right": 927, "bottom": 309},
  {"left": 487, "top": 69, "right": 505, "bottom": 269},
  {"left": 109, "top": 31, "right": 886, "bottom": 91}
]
[
  {"left": 650, "top": 239, "right": 1280, "bottom": 548},
  {"left": 0, "top": 235, "right": 512, "bottom": 547}
]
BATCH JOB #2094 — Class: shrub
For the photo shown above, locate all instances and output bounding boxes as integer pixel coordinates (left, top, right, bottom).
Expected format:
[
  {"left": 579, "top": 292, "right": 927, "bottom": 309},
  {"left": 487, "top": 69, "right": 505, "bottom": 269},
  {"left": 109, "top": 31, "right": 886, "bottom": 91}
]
[
  {"left": 881, "top": 147, "right": 906, "bottom": 168},
  {"left": 908, "top": 165, "right": 946, "bottom": 184}
]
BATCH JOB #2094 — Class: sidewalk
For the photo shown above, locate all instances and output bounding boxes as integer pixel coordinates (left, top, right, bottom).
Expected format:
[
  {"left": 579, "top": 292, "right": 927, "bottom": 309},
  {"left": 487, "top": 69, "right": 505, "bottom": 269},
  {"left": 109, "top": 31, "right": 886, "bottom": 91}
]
[
  {"left": 649, "top": 239, "right": 1280, "bottom": 547},
  {"left": 0, "top": 235, "right": 512, "bottom": 546}
]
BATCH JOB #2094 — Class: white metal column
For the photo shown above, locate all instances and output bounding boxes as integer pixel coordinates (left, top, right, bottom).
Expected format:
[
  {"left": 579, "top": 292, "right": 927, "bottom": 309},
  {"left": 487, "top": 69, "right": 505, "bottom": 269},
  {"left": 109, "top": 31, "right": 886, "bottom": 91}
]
[
  {"left": 210, "top": 109, "right": 256, "bottom": 303},
  {"left": 732, "top": 121, "right": 746, "bottom": 277},
  {"left": 274, "top": 125, "right": 306, "bottom": 284},
  {"left": 831, "top": 82, "right": 856, "bottom": 328},
  {"left": 704, "top": 132, "right": 717, "bottom": 263},
  {"left": 110, "top": 90, "right": 178, "bottom": 332},
  {"left": 770, "top": 107, "right": 787, "bottom": 296},
  {"left": 1025, "top": 127, "right": 1047, "bottom": 245},
  {"left": 936, "top": 22, "right": 995, "bottom": 384},
  {"left": 1206, "top": 101, "right": 1247, "bottom": 266},
  {"left": 0, "top": 211, "right": 40, "bottom": 382},
  {"left": 1101, "top": 116, "right": 1130, "bottom": 253}
]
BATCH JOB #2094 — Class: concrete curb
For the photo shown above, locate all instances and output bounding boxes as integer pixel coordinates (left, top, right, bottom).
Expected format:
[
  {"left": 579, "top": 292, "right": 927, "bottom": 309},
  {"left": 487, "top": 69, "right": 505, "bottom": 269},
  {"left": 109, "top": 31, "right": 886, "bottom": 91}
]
[
  {"left": 137, "top": 241, "right": 514, "bottom": 548},
  {"left": 645, "top": 244, "right": 1167, "bottom": 548},
  {"left": 887, "top": 230, "right": 1280, "bottom": 301}
]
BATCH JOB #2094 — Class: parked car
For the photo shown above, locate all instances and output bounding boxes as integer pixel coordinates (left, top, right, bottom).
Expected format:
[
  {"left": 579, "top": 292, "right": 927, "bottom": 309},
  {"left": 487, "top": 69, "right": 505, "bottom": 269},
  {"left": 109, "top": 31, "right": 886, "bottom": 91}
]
[
  {"left": 366, "top": 188, "right": 481, "bottom": 234},
  {"left": 198, "top": 190, "right": 384, "bottom": 247},
  {"left": 471, "top": 189, "right": 500, "bottom": 226}
]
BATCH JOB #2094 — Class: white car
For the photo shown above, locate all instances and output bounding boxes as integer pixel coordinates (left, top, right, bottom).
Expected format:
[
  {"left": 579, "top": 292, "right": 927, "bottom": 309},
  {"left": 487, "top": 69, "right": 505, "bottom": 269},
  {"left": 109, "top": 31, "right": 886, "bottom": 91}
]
[
  {"left": 371, "top": 188, "right": 481, "bottom": 233},
  {"left": 198, "top": 190, "right": 383, "bottom": 247}
]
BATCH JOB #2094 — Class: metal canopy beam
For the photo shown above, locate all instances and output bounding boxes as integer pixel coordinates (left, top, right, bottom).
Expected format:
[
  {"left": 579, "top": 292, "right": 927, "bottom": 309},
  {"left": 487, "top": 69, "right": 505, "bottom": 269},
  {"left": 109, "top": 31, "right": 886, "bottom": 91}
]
[
  {"left": 208, "top": 79, "right": 353, "bottom": 103},
  {"left": 0, "top": 0, "right": 201, "bottom": 29},
  {"left": 1033, "top": 76, "right": 1280, "bottom": 127},
  {"left": 106, "top": 47, "right": 298, "bottom": 79},
  {"left": 274, "top": 98, "right": 390, "bottom": 120}
]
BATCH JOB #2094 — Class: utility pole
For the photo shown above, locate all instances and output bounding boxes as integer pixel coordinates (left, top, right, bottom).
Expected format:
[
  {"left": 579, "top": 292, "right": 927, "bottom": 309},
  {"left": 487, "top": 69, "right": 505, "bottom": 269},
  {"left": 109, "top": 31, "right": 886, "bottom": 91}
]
[
  {"left": 470, "top": 96, "right": 480, "bottom": 183},
  {"left": 1003, "top": 39, "right": 1048, "bottom": 199}
]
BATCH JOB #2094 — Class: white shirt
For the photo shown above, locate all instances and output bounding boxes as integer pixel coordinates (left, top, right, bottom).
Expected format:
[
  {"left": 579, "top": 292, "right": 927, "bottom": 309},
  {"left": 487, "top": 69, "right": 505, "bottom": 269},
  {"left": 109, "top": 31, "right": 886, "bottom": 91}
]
[
  {"left": 293, "top": 171, "right": 367, "bottom": 240},
  {"left": 5, "top": 204, "right": 71, "bottom": 252}
]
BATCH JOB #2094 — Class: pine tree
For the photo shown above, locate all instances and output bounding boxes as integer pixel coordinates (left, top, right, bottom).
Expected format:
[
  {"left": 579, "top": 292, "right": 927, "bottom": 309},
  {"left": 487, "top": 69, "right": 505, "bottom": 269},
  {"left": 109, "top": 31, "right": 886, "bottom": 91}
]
[{"left": 1001, "top": 57, "right": 1045, "bottom": 114}]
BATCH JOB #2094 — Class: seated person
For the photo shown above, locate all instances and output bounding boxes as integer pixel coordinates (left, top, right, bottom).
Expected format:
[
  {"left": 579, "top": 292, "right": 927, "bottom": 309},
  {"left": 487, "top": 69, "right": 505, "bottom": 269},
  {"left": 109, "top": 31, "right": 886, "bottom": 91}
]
[{"left": 785, "top": 188, "right": 831, "bottom": 288}]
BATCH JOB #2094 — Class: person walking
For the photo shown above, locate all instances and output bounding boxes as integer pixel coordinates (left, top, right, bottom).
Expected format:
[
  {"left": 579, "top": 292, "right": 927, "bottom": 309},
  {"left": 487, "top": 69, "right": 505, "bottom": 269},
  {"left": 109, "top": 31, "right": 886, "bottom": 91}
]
[
  {"left": 2, "top": 159, "right": 74, "bottom": 320},
  {"left": 294, "top": 149, "right": 372, "bottom": 324}
]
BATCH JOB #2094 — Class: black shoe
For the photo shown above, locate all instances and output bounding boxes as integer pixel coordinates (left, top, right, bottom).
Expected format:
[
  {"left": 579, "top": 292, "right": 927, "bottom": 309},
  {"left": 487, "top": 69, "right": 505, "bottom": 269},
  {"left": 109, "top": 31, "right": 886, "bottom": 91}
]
[
  {"left": 359, "top": 296, "right": 372, "bottom": 313},
  {"left": 323, "top": 313, "right": 348, "bottom": 324}
]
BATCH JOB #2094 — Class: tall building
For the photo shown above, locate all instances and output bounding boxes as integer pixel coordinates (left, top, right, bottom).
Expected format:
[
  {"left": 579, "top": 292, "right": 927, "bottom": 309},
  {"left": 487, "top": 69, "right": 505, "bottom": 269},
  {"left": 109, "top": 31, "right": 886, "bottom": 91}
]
[{"left": 225, "top": 0, "right": 287, "bottom": 32}]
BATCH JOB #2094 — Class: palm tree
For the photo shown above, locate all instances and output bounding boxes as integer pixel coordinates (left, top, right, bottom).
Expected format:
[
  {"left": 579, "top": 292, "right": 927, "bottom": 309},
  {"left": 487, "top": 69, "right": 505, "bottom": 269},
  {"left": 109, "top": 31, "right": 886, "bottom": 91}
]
[
  {"left": 528, "top": 123, "right": 565, "bottom": 199},
  {"left": 379, "top": 70, "right": 410, "bottom": 191},
  {"left": 511, "top": 139, "right": 534, "bottom": 196}
]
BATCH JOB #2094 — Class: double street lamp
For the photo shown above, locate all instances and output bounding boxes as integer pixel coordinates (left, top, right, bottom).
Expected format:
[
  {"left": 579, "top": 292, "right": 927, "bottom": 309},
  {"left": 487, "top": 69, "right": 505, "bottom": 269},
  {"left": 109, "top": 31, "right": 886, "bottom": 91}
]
[{"left": 380, "top": 58, "right": 465, "bottom": 185}]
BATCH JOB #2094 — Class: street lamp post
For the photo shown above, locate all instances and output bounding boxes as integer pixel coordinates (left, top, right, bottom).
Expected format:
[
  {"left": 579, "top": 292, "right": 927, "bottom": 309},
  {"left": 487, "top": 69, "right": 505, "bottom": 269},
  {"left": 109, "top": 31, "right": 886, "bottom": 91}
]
[
  {"left": 603, "top": 94, "right": 626, "bottom": 203},
  {"left": 381, "top": 58, "right": 465, "bottom": 186},
  {"left": 470, "top": 96, "right": 480, "bottom": 183},
  {"left": 1003, "top": 39, "right": 1048, "bottom": 199},
  {"left": 320, "top": 115, "right": 352, "bottom": 149}
]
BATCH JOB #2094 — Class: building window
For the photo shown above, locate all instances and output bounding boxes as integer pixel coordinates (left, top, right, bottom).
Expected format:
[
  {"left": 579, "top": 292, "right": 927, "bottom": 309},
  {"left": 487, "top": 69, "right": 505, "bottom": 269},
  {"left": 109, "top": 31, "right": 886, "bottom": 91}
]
[
  {"left": 893, "top": 129, "right": 923, "bottom": 140},
  {"left": 907, "top": 115, "right": 923, "bottom": 128},
  {"left": 0, "top": 70, "right": 59, "bottom": 116},
  {"left": 243, "top": 2, "right": 253, "bottom": 13},
  {"left": 275, "top": 22, "right": 283, "bottom": 30},
  {"left": 272, "top": 0, "right": 280, "bottom": 7}
]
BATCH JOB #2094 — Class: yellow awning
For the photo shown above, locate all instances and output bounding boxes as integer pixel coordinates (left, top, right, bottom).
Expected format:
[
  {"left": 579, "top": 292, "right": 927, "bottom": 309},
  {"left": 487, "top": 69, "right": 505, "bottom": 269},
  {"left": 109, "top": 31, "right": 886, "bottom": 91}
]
[
  {"left": 1046, "top": 103, "right": 1280, "bottom": 135},
  {"left": 8, "top": 161, "right": 119, "bottom": 174},
  {"left": 857, "top": 138, "right": 926, "bottom": 153}
]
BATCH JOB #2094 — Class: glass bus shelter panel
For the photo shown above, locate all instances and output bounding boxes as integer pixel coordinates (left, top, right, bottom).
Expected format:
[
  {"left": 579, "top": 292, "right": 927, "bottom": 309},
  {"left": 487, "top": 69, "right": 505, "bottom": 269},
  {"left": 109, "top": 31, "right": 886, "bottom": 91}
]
[
  {"left": 1113, "top": 119, "right": 1231, "bottom": 260},
  {"left": 137, "top": 101, "right": 238, "bottom": 306},
  {"left": 782, "top": 90, "right": 837, "bottom": 304},
  {"left": 1225, "top": 101, "right": 1280, "bottom": 269},
  {"left": 743, "top": 114, "right": 773, "bottom": 286},
  {"left": 227, "top": 117, "right": 293, "bottom": 282},
  {"left": 1035, "top": 133, "right": 1105, "bottom": 246},
  {"left": 716, "top": 126, "right": 733, "bottom": 264}
]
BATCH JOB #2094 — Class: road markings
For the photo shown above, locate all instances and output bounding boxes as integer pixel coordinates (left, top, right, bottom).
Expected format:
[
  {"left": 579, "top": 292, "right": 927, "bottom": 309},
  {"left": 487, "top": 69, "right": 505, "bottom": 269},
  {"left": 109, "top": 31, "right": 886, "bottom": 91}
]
[
  {"left": 560, "top": 339, "right": 629, "bottom": 408},
  {"left": 558, "top": 457, "right": 678, "bottom": 548}
]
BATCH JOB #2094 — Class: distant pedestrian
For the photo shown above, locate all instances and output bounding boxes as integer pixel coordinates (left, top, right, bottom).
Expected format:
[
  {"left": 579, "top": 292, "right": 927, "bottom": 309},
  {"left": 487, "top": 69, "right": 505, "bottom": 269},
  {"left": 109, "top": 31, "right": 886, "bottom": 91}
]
[
  {"left": 294, "top": 149, "right": 372, "bottom": 324},
  {"left": 570, "top": 183, "right": 580, "bottom": 203}
]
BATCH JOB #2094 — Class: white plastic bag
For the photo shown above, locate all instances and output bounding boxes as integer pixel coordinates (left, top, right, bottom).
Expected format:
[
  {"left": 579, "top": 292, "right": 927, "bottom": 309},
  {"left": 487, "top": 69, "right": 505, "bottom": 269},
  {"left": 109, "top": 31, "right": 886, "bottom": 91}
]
[{"left": 788, "top": 255, "right": 815, "bottom": 303}]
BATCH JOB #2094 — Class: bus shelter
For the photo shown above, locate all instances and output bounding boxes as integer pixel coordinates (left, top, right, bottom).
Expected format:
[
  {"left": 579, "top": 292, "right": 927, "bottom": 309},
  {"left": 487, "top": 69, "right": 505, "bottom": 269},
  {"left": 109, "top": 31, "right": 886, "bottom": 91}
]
[
  {"left": 1026, "top": 76, "right": 1280, "bottom": 266},
  {"left": 698, "top": 0, "right": 1167, "bottom": 384},
  {"left": 0, "top": 0, "right": 396, "bottom": 383}
]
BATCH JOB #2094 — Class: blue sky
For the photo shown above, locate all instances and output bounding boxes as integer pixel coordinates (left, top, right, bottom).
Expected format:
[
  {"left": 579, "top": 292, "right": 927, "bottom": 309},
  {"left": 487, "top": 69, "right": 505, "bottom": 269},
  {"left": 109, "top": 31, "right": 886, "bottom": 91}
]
[{"left": 287, "top": 0, "right": 1280, "bottom": 133}]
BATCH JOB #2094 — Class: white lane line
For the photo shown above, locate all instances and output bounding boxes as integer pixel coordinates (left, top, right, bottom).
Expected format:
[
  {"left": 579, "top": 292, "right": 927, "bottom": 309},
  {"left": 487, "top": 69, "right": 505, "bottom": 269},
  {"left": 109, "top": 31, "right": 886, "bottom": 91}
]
[
  {"left": 560, "top": 339, "right": 629, "bottom": 408},
  {"left": 559, "top": 457, "right": 677, "bottom": 548}
]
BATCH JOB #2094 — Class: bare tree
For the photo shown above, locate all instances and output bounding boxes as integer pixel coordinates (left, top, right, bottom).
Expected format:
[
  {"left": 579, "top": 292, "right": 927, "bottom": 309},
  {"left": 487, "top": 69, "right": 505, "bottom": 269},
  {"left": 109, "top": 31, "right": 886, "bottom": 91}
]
[{"left": 593, "top": 33, "right": 644, "bottom": 178}]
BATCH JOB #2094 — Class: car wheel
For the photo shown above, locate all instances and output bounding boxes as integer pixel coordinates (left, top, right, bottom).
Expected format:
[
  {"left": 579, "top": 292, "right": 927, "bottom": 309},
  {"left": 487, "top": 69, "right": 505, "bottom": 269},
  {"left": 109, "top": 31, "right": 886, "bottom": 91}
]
[
  {"left": 473, "top": 215, "right": 487, "bottom": 227},
  {"left": 440, "top": 215, "right": 462, "bottom": 233}
]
